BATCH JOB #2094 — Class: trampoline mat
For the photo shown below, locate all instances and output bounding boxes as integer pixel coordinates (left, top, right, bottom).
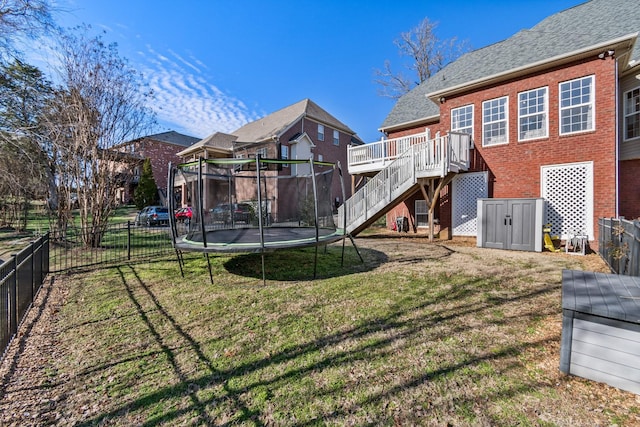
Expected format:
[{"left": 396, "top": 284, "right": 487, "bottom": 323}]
[{"left": 175, "top": 226, "right": 345, "bottom": 253}]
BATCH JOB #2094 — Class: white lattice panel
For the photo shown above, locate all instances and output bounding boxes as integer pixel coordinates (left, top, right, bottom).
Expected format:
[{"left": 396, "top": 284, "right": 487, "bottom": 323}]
[
  {"left": 452, "top": 172, "right": 488, "bottom": 236},
  {"left": 541, "top": 162, "right": 593, "bottom": 239}
]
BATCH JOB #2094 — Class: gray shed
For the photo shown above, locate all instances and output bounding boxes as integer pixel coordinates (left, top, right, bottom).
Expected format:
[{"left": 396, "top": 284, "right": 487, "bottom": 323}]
[{"left": 560, "top": 270, "right": 640, "bottom": 395}]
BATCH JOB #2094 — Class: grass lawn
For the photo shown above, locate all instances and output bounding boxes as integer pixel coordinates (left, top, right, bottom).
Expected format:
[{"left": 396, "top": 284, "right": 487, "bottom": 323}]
[
  {"left": 0, "top": 205, "right": 140, "bottom": 262},
  {"left": 1, "top": 233, "right": 639, "bottom": 426}
]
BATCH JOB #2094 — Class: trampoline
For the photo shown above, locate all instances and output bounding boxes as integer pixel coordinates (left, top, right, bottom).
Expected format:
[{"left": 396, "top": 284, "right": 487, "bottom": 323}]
[
  {"left": 176, "top": 227, "right": 344, "bottom": 253},
  {"left": 167, "top": 156, "right": 361, "bottom": 282}
]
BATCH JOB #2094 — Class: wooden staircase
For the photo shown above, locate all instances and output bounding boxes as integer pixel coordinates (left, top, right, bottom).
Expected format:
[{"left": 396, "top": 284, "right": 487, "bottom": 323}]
[{"left": 338, "top": 131, "right": 472, "bottom": 236}]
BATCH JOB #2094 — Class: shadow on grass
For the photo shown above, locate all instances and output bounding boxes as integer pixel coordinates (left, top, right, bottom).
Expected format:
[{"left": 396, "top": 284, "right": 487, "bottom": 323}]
[
  {"left": 75, "top": 261, "right": 563, "bottom": 426},
  {"left": 222, "top": 244, "right": 387, "bottom": 281}
]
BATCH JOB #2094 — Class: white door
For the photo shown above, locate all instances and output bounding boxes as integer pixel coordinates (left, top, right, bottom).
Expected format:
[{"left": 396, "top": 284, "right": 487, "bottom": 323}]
[{"left": 452, "top": 172, "right": 489, "bottom": 236}]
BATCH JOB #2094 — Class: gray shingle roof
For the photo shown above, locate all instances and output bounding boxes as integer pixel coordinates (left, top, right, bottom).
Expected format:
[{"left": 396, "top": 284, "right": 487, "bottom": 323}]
[
  {"left": 176, "top": 132, "right": 237, "bottom": 157},
  {"left": 181, "top": 99, "right": 364, "bottom": 157},
  {"left": 232, "top": 98, "right": 357, "bottom": 143},
  {"left": 144, "top": 130, "right": 200, "bottom": 147},
  {"left": 381, "top": 0, "right": 640, "bottom": 130}
]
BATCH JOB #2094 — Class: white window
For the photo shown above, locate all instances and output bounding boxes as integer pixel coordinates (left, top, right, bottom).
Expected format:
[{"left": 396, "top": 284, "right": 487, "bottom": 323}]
[
  {"left": 318, "top": 124, "right": 324, "bottom": 141},
  {"left": 518, "top": 87, "right": 548, "bottom": 141},
  {"left": 559, "top": 75, "right": 594, "bottom": 135},
  {"left": 482, "top": 96, "right": 508, "bottom": 146},
  {"left": 415, "top": 200, "right": 428, "bottom": 227},
  {"left": 318, "top": 154, "right": 323, "bottom": 162},
  {"left": 624, "top": 87, "right": 640, "bottom": 141},
  {"left": 451, "top": 104, "right": 474, "bottom": 137},
  {"left": 255, "top": 147, "right": 268, "bottom": 158},
  {"left": 333, "top": 129, "right": 339, "bottom": 146},
  {"left": 280, "top": 144, "right": 289, "bottom": 167}
]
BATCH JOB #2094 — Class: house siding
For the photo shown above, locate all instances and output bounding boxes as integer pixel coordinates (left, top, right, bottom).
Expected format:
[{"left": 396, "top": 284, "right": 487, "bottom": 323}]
[
  {"left": 386, "top": 57, "right": 618, "bottom": 244},
  {"left": 620, "top": 73, "right": 640, "bottom": 160},
  {"left": 299, "top": 117, "right": 354, "bottom": 202},
  {"left": 137, "top": 139, "right": 186, "bottom": 191},
  {"left": 230, "top": 116, "right": 354, "bottom": 218},
  {"left": 619, "top": 159, "right": 640, "bottom": 220}
]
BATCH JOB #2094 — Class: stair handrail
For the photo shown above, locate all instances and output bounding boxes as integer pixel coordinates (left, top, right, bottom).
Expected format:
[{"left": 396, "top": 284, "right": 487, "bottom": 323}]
[{"left": 339, "top": 131, "right": 471, "bottom": 234}]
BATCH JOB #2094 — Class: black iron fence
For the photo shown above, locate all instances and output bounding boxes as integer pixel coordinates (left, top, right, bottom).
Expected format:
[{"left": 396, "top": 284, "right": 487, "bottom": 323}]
[
  {"left": 0, "top": 233, "right": 49, "bottom": 359},
  {"left": 1, "top": 222, "right": 177, "bottom": 359},
  {"left": 598, "top": 217, "right": 640, "bottom": 276},
  {"left": 49, "top": 221, "right": 175, "bottom": 273}
]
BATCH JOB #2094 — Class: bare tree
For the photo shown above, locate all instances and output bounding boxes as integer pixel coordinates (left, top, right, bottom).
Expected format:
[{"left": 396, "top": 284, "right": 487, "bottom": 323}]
[
  {"left": 0, "top": 0, "right": 53, "bottom": 61},
  {"left": 374, "top": 17, "right": 469, "bottom": 99},
  {"left": 44, "top": 27, "right": 155, "bottom": 246}
]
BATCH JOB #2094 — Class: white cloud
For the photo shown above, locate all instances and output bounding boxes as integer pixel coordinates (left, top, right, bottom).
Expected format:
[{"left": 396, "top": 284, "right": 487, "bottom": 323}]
[{"left": 139, "top": 46, "right": 261, "bottom": 138}]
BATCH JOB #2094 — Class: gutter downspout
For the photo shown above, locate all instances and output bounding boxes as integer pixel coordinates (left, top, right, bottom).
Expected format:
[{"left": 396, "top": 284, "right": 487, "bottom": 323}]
[{"left": 615, "top": 56, "right": 620, "bottom": 218}]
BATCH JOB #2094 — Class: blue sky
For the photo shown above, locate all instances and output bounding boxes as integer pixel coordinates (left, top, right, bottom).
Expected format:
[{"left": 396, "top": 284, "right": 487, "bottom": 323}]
[{"left": 46, "top": 0, "right": 584, "bottom": 143}]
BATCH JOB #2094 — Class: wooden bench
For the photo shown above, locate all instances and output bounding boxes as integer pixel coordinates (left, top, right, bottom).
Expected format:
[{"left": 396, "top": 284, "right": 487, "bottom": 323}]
[{"left": 560, "top": 269, "right": 640, "bottom": 395}]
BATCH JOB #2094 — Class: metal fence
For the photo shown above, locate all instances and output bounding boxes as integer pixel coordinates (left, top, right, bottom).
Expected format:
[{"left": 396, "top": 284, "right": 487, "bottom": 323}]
[
  {"left": 598, "top": 217, "right": 640, "bottom": 276},
  {"left": 0, "top": 233, "right": 50, "bottom": 359},
  {"left": 49, "top": 221, "right": 176, "bottom": 273},
  {"left": 1, "top": 222, "right": 177, "bottom": 359}
]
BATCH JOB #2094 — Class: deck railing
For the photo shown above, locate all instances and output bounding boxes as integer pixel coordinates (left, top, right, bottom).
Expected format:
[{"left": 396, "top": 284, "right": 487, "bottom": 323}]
[
  {"left": 340, "top": 132, "right": 471, "bottom": 234},
  {"left": 347, "top": 132, "right": 432, "bottom": 174},
  {"left": 347, "top": 130, "right": 471, "bottom": 175}
]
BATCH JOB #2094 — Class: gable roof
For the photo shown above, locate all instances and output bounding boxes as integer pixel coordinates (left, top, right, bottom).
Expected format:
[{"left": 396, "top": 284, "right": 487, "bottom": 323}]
[
  {"left": 232, "top": 98, "right": 357, "bottom": 143},
  {"left": 381, "top": 0, "right": 640, "bottom": 131},
  {"left": 143, "top": 130, "right": 200, "bottom": 147},
  {"left": 176, "top": 131, "right": 237, "bottom": 157}
]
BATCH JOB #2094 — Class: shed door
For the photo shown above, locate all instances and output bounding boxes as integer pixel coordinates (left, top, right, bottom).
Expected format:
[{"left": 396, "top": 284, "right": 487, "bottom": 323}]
[
  {"left": 508, "top": 199, "right": 537, "bottom": 251},
  {"left": 481, "top": 199, "right": 507, "bottom": 249},
  {"left": 452, "top": 172, "right": 488, "bottom": 236},
  {"left": 480, "top": 199, "right": 538, "bottom": 251}
]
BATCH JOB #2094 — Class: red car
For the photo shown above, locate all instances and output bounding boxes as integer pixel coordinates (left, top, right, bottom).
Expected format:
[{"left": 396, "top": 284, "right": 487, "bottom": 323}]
[{"left": 174, "top": 207, "right": 193, "bottom": 222}]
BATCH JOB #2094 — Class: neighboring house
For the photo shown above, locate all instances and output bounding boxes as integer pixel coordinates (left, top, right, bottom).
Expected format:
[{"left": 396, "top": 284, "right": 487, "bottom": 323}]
[
  {"left": 175, "top": 98, "right": 364, "bottom": 210},
  {"left": 115, "top": 131, "right": 200, "bottom": 204},
  {"left": 347, "top": 0, "right": 640, "bottom": 247}
]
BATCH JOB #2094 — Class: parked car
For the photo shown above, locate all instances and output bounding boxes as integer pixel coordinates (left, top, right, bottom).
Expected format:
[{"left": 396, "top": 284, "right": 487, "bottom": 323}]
[
  {"left": 174, "top": 207, "right": 193, "bottom": 222},
  {"left": 135, "top": 206, "right": 170, "bottom": 226},
  {"left": 210, "top": 203, "right": 253, "bottom": 224}
]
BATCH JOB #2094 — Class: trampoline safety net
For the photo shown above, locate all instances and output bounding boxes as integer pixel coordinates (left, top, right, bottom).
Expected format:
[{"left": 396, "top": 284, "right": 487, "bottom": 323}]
[{"left": 168, "top": 157, "right": 346, "bottom": 253}]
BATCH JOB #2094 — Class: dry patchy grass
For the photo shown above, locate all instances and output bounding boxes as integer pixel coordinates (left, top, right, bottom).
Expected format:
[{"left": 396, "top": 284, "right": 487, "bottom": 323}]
[{"left": 1, "top": 233, "right": 639, "bottom": 426}]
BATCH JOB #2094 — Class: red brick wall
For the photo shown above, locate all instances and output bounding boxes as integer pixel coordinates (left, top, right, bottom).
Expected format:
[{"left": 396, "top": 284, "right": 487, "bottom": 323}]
[
  {"left": 279, "top": 118, "right": 355, "bottom": 202},
  {"left": 619, "top": 159, "right": 640, "bottom": 220},
  {"left": 384, "top": 56, "right": 618, "bottom": 242},
  {"left": 138, "top": 138, "right": 186, "bottom": 192}
]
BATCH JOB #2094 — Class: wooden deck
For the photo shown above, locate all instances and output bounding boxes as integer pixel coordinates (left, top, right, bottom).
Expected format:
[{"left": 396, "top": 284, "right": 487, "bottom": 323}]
[
  {"left": 340, "top": 131, "right": 471, "bottom": 235},
  {"left": 560, "top": 270, "right": 640, "bottom": 395}
]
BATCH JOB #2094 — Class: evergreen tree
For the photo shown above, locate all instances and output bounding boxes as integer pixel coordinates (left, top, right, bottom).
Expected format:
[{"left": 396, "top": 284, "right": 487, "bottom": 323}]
[{"left": 134, "top": 158, "right": 158, "bottom": 209}]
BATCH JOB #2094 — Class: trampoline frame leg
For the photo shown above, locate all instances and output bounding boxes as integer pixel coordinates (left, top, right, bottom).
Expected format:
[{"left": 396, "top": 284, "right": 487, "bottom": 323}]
[
  {"left": 204, "top": 253, "right": 213, "bottom": 285},
  {"left": 343, "top": 234, "right": 364, "bottom": 266},
  {"left": 175, "top": 249, "right": 185, "bottom": 277}
]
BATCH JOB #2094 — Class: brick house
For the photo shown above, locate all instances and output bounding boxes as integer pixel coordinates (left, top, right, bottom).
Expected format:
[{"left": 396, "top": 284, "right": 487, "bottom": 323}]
[
  {"left": 175, "top": 98, "right": 364, "bottom": 210},
  {"left": 115, "top": 131, "right": 200, "bottom": 204},
  {"left": 347, "top": 0, "right": 640, "bottom": 247}
]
